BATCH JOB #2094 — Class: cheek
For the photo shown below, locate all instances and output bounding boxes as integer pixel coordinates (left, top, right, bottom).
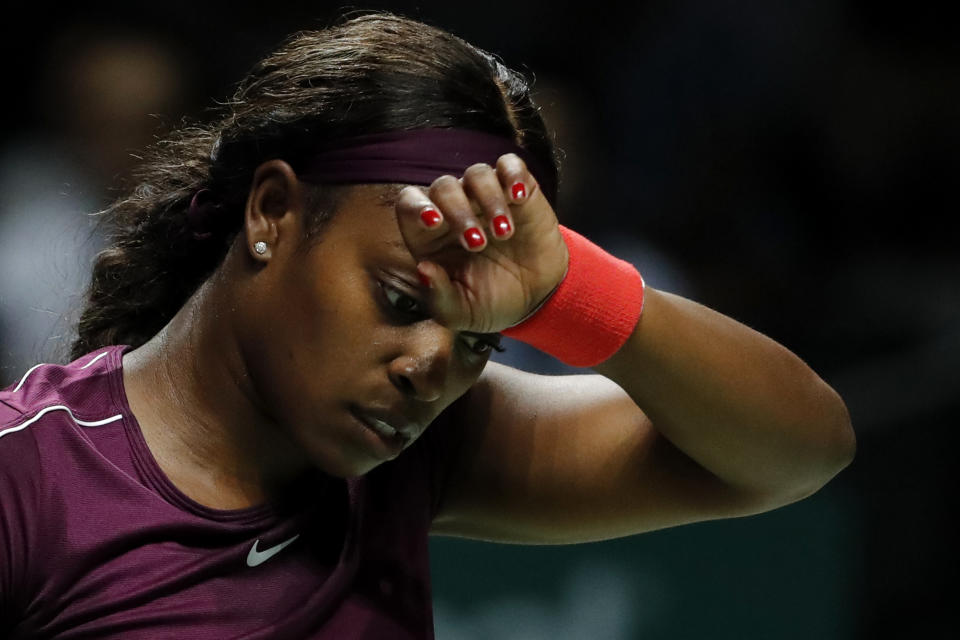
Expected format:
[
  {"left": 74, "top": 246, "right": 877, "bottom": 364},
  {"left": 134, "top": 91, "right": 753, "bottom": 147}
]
[
  {"left": 239, "top": 308, "right": 336, "bottom": 424},
  {"left": 273, "top": 266, "right": 373, "bottom": 360},
  {"left": 243, "top": 335, "right": 323, "bottom": 427},
  {"left": 255, "top": 279, "right": 388, "bottom": 417}
]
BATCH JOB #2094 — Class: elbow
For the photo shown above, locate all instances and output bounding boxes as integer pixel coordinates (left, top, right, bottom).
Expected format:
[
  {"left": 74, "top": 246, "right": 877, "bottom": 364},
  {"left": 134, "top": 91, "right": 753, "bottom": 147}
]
[
  {"left": 829, "top": 395, "right": 856, "bottom": 479},
  {"left": 791, "top": 387, "right": 856, "bottom": 503},
  {"left": 821, "top": 383, "right": 856, "bottom": 476}
]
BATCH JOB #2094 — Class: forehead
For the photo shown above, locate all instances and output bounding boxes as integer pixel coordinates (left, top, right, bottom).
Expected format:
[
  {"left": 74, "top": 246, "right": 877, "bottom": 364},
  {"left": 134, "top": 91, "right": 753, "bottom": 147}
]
[
  {"left": 323, "top": 183, "right": 416, "bottom": 261},
  {"left": 331, "top": 182, "right": 407, "bottom": 209}
]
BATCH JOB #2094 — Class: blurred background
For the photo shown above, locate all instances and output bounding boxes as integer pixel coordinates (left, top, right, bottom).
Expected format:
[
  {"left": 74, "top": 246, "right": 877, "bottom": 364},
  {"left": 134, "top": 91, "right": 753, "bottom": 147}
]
[{"left": 0, "top": 1, "right": 954, "bottom": 637}]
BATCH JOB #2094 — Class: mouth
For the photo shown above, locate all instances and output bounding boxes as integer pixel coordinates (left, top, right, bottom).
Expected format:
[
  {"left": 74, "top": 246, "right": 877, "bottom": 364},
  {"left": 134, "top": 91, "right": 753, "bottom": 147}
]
[
  {"left": 348, "top": 407, "right": 415, "bottom": 458},
  {"left": 364, "top": 414, "right": 401, "bottom": 439}
]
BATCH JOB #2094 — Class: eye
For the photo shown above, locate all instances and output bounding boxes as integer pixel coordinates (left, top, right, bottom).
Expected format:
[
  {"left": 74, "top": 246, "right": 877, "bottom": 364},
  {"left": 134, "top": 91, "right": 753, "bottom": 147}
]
[
  {"left": 461, "top": 332, "right": 505, "bottom": 356},
  {"left": 380, "top": 281, "right": 426, "bottom": 319},
  {"left": 377, "top": 279, "right": 504, "bottom": 356}
]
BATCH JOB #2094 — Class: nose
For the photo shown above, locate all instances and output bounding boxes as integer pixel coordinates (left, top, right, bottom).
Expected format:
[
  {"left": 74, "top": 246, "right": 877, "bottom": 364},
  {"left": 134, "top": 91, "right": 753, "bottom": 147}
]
[{"left": 388, "top": 323, "right": 453, "bottom": 402}]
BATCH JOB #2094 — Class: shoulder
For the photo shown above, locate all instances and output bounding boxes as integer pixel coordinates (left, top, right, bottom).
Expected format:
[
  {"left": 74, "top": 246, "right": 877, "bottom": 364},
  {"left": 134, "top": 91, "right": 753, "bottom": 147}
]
[
  {"left": 0, "top": 346, "right": 129, "bottom": 568},
  {"left": 0, "top": 346, "right": 127, "bottom": 477},
  {"left": 1, "top": 346, "right": 126, "bottom": 423}
]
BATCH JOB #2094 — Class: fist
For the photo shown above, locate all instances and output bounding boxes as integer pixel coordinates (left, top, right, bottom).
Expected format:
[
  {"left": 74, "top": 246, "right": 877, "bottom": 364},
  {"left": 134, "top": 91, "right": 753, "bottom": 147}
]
[{"left": 395, "top": 153, "right": 568, "bottom": 334}]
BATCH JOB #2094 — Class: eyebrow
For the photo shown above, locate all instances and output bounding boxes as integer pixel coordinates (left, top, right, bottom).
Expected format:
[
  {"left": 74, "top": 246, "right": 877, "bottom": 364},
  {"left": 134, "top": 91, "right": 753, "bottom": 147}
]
[{"left": 376, "top": 184, "right": 407, "bottom": 208}]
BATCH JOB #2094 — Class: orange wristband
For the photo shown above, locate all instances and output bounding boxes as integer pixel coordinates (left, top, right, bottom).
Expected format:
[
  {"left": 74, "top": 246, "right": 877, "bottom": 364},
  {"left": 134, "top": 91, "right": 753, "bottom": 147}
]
[{"left": 501, "top": 226, "right": 645, "bottom": 367}]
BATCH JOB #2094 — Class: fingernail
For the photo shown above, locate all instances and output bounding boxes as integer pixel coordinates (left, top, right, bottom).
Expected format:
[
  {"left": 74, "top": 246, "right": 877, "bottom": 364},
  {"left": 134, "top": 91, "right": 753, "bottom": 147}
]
[
  {"left": 420, "top": 207, "right": 442, "bottom": 228},
  {"left": 511, "top": 182, "right": 526, "bottom": 201},
  {"left": 463, "top": 227, "right": 486, "bottom": 249},
  {"left": 492, "top": 214, "right": 512, "bottom": 237},
  {"left": 418, "top": 272, "right": 431, "bottom": 288}
]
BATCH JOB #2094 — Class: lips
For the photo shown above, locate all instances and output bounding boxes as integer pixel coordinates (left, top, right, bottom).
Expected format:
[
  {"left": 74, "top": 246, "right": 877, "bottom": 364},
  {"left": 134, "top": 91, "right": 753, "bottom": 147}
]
[
  {"left": 349, "top": 406, "right": 418, "bottom": 455},
  {"left": 365, "top": 415, "right": 400, "bottom": 439}
]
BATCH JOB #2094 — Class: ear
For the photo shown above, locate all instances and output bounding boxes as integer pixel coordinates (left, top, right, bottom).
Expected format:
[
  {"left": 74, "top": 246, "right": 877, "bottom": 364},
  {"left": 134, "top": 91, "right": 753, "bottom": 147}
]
[{"left": 243, "top": 159, "right": 305, "bottom": 262}]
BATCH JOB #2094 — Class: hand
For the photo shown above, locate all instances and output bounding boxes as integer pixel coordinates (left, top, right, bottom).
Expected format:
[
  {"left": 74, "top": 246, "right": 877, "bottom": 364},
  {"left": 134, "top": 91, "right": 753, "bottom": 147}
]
[{"left": 395, "top": 154, "right": 568, "bottom": 334}]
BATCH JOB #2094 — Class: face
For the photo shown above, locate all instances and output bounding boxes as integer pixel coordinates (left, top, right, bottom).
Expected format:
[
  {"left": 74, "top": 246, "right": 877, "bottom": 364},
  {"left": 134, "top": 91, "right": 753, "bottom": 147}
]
[{"left": 237, "top": 184, "right": 497, "bottom": 478}]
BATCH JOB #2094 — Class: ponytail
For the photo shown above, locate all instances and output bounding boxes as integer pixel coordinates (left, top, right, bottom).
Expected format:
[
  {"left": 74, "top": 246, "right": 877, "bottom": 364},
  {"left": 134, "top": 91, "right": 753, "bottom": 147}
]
[{"left": 70, "top": 127, "right": 236, "bottom": 359}]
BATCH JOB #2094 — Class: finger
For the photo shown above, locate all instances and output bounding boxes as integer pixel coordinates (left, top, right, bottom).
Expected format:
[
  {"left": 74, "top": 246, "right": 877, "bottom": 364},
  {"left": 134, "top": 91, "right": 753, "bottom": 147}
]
[
  {"left": 416, "top": 259, "right": 462, "bottom": 328},
  {"left": 496, "top": 153, "right": 556, "bottom": 235},
  {"left": 497, "top": 152, "right": 549, "bottom": 206},
  {"left": 396, "top": 186, "right": 448, "bottom": 256},
  {"left": 429, "top": 174, "right": 488, "bottom": 252},
  {"left": 461, "top": 162, "right": 514, "bottom": 242}
]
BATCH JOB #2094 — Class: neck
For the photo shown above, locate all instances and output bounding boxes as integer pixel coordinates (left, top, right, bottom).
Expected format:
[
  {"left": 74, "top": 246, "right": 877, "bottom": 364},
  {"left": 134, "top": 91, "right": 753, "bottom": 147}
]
[{"left": 122, "top": 268, "right": 312, "bottom": 510}]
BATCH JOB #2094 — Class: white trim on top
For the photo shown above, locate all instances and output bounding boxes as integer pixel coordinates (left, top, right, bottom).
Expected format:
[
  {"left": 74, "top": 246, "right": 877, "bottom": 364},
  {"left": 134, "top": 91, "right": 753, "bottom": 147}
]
[
  {"left": 80, "top": 351, "right": 111, "bottom": 370},
  {"left": 11, "top": 363, "right": 46, "bottom": 394},
  {"left": 10, "top": 349, "right": 111, "bottom": 394},
  {"left": 0, "top": 405, "right": 123, "bottom": 441}
]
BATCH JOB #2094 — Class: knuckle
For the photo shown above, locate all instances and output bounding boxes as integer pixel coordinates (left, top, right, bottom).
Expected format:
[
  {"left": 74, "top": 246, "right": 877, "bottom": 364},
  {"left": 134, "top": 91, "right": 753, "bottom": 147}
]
[
  {"left": 462, "top": 173, "right": 505, "bottom": 207},
  {"left": 497, "top": 153, "right": 525, "bottom": 173},
  {"left": 430, "top": 174, "right": 461, "bottom": 194},
  {"left": 398, "top": 185, "right": 426, "bottom": 206},
  {"left": 464, "top": 162, "right": 493, "bottom": 178}
]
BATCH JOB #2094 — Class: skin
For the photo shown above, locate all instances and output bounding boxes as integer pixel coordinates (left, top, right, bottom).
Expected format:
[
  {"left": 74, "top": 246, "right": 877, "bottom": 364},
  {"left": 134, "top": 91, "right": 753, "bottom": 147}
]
[{"left": 123, "top": 154, "right": 855, "bottom": 540}]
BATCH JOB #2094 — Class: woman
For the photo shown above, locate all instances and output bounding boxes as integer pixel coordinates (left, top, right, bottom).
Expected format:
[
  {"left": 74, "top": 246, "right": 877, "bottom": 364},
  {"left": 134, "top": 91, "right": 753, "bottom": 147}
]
[{"left": 0, "top": 12, "right": 854, "bottom": 639}]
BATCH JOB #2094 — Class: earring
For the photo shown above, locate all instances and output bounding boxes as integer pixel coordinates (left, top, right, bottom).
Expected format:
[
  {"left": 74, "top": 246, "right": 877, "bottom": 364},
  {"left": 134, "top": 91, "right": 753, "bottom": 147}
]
[{"left": 254, "top": 241, "right": 268, "bottom": 255}]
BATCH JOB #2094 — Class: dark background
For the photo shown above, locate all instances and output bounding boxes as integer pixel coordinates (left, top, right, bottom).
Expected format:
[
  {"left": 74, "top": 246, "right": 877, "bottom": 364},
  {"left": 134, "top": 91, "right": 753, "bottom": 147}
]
[{"left": 1, "top": 1, "right": 955, "bottom": 637}]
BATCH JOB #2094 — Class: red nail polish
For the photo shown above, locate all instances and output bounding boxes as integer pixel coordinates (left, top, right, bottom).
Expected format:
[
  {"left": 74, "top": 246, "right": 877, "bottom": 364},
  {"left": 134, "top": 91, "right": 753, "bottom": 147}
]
[
  {"left": 463, "top": 227, "right": 485, "bottom": 248},
  {"left": 420, "top": 207, "right": 442, "bottom": 228},
  {"left": 492, "top": 214, "right": 512, "bottom": 237},
  {"left": 418, "top": 272, "right": 431, "bottom": 287},
  {"left": 511, "top": 182, "right": 526, "bottom": 201}
]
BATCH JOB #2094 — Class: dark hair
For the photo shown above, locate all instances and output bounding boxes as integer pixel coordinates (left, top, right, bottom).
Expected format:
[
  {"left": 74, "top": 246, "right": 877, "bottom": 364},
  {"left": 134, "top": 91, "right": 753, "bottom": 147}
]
[{"left": 69, "top": 12, "right": 558, "bottom": 360}]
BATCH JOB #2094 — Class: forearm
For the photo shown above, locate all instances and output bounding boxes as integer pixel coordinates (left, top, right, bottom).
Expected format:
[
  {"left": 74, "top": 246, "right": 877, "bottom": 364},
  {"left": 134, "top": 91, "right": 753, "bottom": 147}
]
[{"left": 594, "top": 287, "right": 855, "bottom": 502}]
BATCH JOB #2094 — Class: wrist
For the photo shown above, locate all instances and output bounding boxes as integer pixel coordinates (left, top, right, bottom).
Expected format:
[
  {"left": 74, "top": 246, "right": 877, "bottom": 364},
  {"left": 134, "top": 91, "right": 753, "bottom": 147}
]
[{"left": 501, "top": 226, "right": 645, "bottom": 367}]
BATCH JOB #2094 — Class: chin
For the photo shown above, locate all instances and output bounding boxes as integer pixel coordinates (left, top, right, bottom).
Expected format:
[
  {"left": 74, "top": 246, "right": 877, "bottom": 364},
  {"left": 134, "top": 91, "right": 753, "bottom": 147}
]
[{"left": 308, "top": 444, "right": 383, "bottom": 479}]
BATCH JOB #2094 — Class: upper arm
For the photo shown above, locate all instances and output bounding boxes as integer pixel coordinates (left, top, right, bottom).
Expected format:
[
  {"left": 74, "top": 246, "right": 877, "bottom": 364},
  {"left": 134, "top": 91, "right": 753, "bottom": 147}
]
[{"left": 430, "top": 362, "right": 779, "bottom": 544}]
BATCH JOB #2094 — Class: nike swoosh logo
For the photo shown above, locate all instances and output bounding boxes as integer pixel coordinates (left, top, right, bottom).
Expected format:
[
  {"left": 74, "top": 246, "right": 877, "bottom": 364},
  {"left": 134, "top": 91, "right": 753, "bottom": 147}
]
[{"left": 246, "top": 534, "right": 300, "bottom": 567}]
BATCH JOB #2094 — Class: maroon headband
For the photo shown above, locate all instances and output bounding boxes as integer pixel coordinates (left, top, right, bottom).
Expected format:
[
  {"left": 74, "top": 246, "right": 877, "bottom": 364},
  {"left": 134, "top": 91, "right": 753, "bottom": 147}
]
[{"left": 295, "top": 128, "right": 558, "bottom": 207}]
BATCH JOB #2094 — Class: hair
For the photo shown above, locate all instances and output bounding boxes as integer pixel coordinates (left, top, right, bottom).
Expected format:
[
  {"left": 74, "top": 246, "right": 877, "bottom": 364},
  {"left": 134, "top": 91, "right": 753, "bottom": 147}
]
[{"left": 68, "top": 12, "right": 558, "bottom": 360}]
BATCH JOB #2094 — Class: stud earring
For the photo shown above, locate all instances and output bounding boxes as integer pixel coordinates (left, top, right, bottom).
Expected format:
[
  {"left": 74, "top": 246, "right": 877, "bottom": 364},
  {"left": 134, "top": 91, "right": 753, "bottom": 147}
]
[{"left": 254, "top": 241, "right": 268, "bottom": 255}]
